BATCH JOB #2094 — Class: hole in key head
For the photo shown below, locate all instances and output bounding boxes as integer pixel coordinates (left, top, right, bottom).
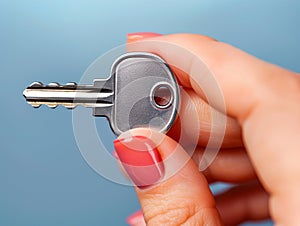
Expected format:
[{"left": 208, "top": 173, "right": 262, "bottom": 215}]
[{"left": 151, "top": 83, "right": 173, "bottom": 109}]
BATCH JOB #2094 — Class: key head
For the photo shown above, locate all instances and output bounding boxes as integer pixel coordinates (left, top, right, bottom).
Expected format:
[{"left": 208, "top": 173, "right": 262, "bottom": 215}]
[{"left": 94, "top": 52, "right": 179, "bottom": 135}]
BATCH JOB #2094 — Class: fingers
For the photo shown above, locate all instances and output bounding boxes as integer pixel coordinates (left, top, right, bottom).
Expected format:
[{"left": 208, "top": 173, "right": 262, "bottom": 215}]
[
  {"left": 115, "top": 146, "right": 256, "bottom": 184},
  {"left": 168, "top": 88, "right": 243, "bottom": 148},
  {"left": 192, "top": 147, "right": 256, "bottom": 183},
  {"left": 126, "top": 33, "right": 300, "bottom": 224},
  {"left": 114, "top": 128, "right": 223, "bottom": 225},
  {"left": 126, "top": 33, "right": 297, "bottom": 118},
  {"left": 127, "top": 210, "right": 146, "bottom": 226},
  {"left": 216, "top": 181, "right": 269, "bottom": 226},
  {"left": 126, "top": 182, "right": 269, "bottom": 226}
]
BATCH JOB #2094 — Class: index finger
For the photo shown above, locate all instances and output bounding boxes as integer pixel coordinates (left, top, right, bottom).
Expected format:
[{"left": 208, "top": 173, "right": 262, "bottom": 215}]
[
  {"left": 126, "top": 33, "right": 300, "bottom": 225},
  {"left": 127, "top": 33, "right": 296, "bottom": 119}
]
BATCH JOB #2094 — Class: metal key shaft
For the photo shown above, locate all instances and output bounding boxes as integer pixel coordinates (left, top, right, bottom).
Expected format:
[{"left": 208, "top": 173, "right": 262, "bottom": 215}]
[
  {"left": 23, "top": 52, "right": 179, "bottom": 135},
  {"left": 23, "top": 81, "right": 113, "bottom": 109}
]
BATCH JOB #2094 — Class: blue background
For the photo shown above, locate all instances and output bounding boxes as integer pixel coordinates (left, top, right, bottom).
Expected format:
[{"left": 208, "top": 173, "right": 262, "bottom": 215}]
[{"left": 1, "top": 0, "right": 299, "bottom": 225}]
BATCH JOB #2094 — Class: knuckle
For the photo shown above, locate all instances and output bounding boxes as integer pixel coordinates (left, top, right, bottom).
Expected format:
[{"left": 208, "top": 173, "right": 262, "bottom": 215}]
[{"left": 262, "top": 69, "right": 300, "bottom": 102}]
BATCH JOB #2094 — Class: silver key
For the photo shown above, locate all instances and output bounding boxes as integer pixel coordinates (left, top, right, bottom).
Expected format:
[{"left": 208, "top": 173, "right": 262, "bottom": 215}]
[{"left": 23, "top": 52, "right": 179, "bottom": 135}]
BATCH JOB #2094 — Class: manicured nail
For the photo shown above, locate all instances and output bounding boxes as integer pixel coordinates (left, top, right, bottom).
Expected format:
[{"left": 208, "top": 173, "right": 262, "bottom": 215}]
[
  {"left": 114, "top": 136, "right": 164, "bottom": 189},
  {"left": 127, "top": 210, "right": 146, "bottom": 226},
  {"left": 127, "top": 32, "right": 162, "bottom": 43},
  {"left": 112, "top": 150, "right": 119, "bottom": 159}
]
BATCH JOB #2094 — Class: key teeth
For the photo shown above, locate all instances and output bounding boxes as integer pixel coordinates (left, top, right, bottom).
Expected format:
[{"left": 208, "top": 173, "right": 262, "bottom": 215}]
[
  {"left": 28, "top": 81, "right": 78, "bottom": 88},
  {"left": 24, "top": 81, "right": 111, "bottom": 109},
  {"left": 65, "top": 82, "right": 77, "bottom": 87},
  {"left": 27, "top": 101, "right": 42, "bottom": 108},
  {"left": 28, "top": 102, "right": 77, "bottom": 109},
  {"left": 48, "top": 82, "right": 60, "bottom": 87},
  {"left": 46, "top": 104, "right": 58, "bottom": 109},
  {"left": 65, "top": 105, "right": 77, "bottom": 110},
  {"left": 32, "top": 104, "right": 42, "bottom": 108},
  {"left": 30, "top": 81, "right": 43, "bottom": 87}
]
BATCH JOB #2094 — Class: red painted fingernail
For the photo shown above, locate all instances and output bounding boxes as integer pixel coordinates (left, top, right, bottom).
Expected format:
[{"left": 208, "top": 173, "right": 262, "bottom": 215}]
[
  {"left": 127, "top": 210, "right": 146, "bottom": 226},
  {"left": 112, "top": 150, "right": 119, "bottom": 159},
  {"left": 114, "top": 136, "right": 164, "bottom": 189},
  {"left": 127, "top": 32, "right": 162, "bottom": 43}
]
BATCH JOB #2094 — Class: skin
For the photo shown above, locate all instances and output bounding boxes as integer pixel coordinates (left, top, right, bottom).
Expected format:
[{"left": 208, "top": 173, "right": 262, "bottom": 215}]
[{"left": 119, "top": 34, "right": 300, "bottom": 225}]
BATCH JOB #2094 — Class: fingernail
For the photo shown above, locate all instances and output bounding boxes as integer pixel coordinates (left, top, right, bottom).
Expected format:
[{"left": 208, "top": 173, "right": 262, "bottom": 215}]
[
  {"left": 127, "top": 210, "right": 146, "bottom": 226},
  {"left": 127, "top": 32, "right": 162, "bottom": 43},
  {"left": 114, "top": 136, "right": 164, "bottom": 189},
  {"left": 112, "top": 150, "right": 119, "bottom": 159}
]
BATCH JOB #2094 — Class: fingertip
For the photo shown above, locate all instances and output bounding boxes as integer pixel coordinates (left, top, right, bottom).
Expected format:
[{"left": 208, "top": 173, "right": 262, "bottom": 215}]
[
  {"left": 114, "top": 134, "right": 165, "bottom": 189},
  {"left": 127, "top": 210, "right": 146, "bottom": 226},
  {"left": 115, "top": 129, "right": 221, "bottom": 224}
]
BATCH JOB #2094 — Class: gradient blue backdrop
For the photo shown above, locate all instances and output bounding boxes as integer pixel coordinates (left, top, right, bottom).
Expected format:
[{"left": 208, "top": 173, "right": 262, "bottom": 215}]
[{"left": 1, "top": 0, "right": 299, "bottom": 225}]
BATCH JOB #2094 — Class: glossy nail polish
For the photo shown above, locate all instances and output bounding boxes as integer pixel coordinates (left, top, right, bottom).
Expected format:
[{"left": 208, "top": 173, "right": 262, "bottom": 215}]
[
  {"left": 127, "top": 32, "right": 162, "bottom": 43},
  {"left": 127, "top": 210, "right": 146, "bottom": 226},
  {"left": 114, "top": 136, "right": 164, "bottom": 189}
]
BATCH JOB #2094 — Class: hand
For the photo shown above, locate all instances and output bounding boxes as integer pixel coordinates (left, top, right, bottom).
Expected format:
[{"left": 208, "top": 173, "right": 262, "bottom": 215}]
[{"left": 114, "top": 33, "right": 300, "bottom": 226}]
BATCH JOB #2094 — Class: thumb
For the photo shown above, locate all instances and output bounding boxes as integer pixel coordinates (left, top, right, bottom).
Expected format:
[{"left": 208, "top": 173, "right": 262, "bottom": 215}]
[{"left": 114, "top": 128, "right": 222, "bottom": 225}]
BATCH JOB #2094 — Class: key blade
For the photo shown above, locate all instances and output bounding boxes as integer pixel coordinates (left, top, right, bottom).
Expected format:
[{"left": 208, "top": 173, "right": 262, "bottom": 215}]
[{"left": 23, "top": 82, "right": 114, "bottom": 109}]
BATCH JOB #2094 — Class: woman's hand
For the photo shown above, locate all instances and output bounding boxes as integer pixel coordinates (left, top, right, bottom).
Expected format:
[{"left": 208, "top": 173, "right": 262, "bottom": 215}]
[{"left": 114, "top": 33, "right": 300, "bottom": 226}]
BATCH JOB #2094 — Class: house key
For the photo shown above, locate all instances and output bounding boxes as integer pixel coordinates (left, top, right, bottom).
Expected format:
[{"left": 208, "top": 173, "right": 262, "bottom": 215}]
[{"left": 23, "top": 52, "right": 179, "bottom": 135}]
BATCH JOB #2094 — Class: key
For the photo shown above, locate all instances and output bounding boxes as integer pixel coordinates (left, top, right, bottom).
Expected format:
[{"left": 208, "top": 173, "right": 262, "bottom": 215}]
[{"left": 23, "top": 52, "right": 179, "bottom": 135}]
